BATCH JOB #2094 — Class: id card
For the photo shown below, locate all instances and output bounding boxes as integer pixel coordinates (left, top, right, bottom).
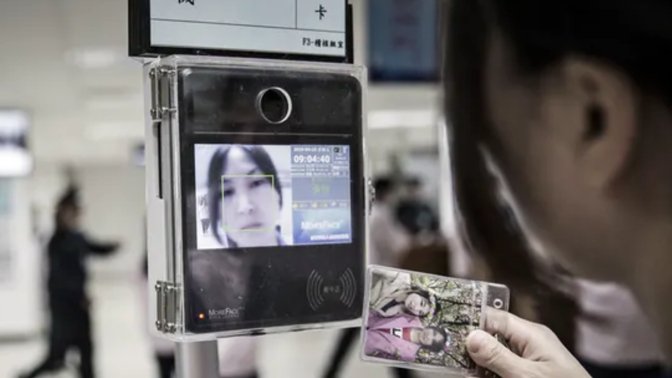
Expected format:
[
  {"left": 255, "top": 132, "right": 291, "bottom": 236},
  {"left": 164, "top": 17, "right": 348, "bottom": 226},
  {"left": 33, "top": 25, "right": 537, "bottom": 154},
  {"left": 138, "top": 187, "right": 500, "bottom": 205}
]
[{"left": 361, "top": 266, "right": 510, "bottom": 375}]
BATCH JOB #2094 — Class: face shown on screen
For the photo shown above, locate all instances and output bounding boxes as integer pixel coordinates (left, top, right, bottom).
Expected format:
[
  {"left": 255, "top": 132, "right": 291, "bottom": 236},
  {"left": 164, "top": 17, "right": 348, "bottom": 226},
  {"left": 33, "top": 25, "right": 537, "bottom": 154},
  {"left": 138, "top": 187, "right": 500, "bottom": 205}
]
[{"left": 220, "top": 146, "right": 281, "bottom": 247}]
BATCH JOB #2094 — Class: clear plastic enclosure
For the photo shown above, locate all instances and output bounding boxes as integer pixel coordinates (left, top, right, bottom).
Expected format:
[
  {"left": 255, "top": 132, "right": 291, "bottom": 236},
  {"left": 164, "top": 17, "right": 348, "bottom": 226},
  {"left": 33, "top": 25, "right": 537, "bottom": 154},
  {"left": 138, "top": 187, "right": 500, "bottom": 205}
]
[{"left": 144, "top": 55, "right": 369, "bottom": 341}]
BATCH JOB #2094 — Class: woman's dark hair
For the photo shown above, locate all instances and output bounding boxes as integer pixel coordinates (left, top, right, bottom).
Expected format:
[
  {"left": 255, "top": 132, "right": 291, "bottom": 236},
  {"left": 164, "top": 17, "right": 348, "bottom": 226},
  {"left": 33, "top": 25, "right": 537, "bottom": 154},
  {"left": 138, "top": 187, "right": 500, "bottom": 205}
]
[
  {"left": 442, "top": 0, "right": 672, "bottom": 349},
  {"left": 207, "top": 146, "right": 283, "bottom": 245},
  {"left": 485, "top": 1, "right": 672, "bottom": 100},
  {"left": 424, "top": 327, "right": 448, "bottom": 352}
]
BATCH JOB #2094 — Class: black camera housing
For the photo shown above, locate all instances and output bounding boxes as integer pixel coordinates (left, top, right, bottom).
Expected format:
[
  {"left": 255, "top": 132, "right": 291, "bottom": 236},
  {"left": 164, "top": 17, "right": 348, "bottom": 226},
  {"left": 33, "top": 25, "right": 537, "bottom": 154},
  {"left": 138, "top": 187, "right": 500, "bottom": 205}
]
[{"left": 152, "top": 60, "right": 367, "bottom": 335}]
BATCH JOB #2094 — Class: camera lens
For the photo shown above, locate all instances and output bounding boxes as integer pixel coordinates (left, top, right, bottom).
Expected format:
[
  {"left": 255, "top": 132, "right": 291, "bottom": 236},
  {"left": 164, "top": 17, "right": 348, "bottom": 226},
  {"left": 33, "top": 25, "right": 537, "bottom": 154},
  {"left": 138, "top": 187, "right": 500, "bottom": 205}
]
[{"left": 257, "top": 87, "right": 292, "bottom": 124}]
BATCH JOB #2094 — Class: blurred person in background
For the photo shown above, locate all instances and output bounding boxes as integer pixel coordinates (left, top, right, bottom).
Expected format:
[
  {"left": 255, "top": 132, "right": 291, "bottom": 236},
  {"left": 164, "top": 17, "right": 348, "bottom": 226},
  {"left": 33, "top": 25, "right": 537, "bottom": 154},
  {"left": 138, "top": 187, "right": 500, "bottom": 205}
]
[
  {"left": 322, "top": 176, "right": 413, "bottom": 378},
  {"left": 445, "top": 0, "right": 672, "bottom": 377},
  {"left": 370, "top": 177, "right": 412, "bottom": 267},
  {"left": 394, "top": 175, "right": 452, "bottom": 279},
  {"left": 395, "top": 177, "right": 440, "bottom": 243},
  {"left": 19, "top": 186, "right": 119, "bottom": 378}
]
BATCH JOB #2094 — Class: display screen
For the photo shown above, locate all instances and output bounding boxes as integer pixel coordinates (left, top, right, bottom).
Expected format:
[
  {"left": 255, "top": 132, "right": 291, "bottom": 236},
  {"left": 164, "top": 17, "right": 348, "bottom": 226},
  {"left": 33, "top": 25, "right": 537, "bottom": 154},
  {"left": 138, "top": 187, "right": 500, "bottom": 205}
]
[
  {"left": 368, "top": 0, "right": 439, "bottom": 82},
  {"left": 0, "top": 110, "right": 32, "bottom": 177},
  {"left": 194, "top": 144, "right": 352, "bottom": 250},
  {"left": 149, "top": 0, "right": 347, "bottom": 59}
]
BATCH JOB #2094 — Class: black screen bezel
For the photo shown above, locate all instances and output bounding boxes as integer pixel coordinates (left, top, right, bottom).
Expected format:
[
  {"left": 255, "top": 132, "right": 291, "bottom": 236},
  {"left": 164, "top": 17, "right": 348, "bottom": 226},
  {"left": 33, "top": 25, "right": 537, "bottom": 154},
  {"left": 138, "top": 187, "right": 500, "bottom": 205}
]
[{"left": 176, "top": 67, "right": 365, "bottom": 334}]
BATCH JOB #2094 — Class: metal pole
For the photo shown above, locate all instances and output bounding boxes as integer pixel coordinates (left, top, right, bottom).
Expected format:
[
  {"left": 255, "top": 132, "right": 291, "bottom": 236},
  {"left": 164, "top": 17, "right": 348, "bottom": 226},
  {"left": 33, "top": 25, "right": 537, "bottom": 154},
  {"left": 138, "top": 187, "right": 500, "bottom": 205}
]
[{"left": 176, "top": 340, "right": 219, "bottom": 378}]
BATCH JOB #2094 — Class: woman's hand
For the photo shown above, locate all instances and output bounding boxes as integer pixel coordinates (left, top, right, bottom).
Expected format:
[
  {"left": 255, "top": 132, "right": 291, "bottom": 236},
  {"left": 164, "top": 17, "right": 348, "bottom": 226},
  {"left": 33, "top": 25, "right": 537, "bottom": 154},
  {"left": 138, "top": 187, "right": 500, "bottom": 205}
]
[{"left": 466, "top": 309, "right": 591, "bottom": 378}]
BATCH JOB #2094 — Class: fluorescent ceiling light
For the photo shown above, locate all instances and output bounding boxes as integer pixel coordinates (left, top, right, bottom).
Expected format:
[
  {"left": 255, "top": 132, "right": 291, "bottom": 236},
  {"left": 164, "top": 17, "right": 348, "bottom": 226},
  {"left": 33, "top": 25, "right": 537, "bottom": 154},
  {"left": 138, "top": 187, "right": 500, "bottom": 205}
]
[{"left": 368, "top": 109, "right": 436, "bottom": 129}]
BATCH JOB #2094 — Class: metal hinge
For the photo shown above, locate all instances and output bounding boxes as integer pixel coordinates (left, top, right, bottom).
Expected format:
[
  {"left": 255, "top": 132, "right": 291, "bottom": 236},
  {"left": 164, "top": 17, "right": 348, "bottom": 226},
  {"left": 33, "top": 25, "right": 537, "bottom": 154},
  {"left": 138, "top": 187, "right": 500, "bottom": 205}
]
[
  {"left": 155, "top": 281, "right": 179, "bottom": 334},
  {"left": 149, "top": 67, "right": 176, "bottom": 122}
]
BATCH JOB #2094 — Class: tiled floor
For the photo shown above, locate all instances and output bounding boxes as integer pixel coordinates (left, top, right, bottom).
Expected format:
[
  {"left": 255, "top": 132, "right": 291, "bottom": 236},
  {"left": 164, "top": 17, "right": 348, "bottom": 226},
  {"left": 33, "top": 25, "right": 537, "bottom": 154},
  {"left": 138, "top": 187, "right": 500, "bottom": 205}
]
[{"left": 0, "top": 279, "right": 446, "bottom": 378}]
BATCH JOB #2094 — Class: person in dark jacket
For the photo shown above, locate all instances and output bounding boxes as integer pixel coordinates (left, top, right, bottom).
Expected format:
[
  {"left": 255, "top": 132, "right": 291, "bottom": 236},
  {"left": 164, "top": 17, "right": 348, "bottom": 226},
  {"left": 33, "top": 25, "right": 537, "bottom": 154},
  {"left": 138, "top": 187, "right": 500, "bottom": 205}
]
[
  {"left": 395, "top": 177, "right": 440, "bottom": 238},
  {"left": 19, "top": 186, "right": 119, "bottom": 378}
]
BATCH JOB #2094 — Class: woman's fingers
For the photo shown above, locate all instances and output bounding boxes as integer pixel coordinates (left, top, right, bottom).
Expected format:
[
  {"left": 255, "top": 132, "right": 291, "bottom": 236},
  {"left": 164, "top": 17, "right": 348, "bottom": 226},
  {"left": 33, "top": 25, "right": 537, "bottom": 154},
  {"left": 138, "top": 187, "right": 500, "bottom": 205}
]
[
  {"left": 467, "top": 310, "right": 592, "bottom": 378},
  {"left": 467, "top": 330, "right": 531, "bottom": 377},
  {"left": 481, "top": 308, "right": 547, "bottom": 355}
]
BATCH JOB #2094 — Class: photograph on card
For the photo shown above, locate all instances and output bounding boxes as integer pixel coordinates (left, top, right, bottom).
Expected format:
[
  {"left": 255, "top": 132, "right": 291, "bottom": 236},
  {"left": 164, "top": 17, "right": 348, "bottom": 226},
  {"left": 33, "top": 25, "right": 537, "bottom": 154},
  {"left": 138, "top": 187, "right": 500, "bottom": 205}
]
[{"left": 363, "top": 267, "right": 489, "bottom": 371}]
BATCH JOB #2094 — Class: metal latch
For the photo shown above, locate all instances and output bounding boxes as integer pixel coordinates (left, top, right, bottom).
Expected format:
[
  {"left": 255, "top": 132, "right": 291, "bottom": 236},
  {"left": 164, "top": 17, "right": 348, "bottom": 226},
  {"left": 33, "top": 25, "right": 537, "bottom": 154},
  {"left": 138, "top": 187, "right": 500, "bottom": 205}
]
[
  {"left": 155, "top": 281, "right": 179, "bottom": 334},
  {"left": 149, "top": 67, "right": 176, "bottom": 122}
]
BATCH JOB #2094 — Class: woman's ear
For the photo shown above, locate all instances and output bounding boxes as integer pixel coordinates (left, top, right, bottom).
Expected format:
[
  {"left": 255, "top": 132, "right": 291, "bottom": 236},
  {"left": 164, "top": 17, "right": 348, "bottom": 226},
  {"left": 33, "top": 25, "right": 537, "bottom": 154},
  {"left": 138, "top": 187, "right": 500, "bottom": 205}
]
[{"left": 564, "top": 58, "right": 638, "bottom": 190}]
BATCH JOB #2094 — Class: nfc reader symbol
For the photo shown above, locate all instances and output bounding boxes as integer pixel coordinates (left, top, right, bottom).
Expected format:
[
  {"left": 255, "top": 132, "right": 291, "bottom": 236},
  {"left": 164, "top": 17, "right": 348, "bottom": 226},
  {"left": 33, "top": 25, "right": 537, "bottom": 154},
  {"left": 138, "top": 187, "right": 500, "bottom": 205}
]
[
  {"left": 306, "top": 269, "right": 357, "bottom": 311},
  {"left": 307, "top": 270, "right": 325, "bottom": 311},
  {"left": 338, "top": 268, "right": 357, "bottom": 308}
]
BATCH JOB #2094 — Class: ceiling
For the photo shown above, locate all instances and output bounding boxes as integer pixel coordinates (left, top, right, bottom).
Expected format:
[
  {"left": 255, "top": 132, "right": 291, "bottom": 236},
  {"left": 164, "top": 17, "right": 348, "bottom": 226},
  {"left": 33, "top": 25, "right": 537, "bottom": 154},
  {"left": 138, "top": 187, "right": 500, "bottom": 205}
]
[{"left": 0, "top": 0, "right": 440, "bottom": 167}]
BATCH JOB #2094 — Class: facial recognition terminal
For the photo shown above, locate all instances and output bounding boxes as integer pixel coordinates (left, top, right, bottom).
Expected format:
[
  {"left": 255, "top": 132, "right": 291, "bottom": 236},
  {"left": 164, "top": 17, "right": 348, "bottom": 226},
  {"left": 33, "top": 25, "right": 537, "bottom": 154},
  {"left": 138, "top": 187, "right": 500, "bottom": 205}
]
[{"left": 147, "top": 56, "right": 366, "bottom": 337}]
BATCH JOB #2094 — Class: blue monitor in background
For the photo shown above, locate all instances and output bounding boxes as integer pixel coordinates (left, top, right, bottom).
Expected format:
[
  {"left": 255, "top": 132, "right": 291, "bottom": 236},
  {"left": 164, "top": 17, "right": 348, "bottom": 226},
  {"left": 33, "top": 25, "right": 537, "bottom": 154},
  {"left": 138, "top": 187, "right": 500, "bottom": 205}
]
[{"left": 368, "top": 0, "right": 440, "bottom": 82}]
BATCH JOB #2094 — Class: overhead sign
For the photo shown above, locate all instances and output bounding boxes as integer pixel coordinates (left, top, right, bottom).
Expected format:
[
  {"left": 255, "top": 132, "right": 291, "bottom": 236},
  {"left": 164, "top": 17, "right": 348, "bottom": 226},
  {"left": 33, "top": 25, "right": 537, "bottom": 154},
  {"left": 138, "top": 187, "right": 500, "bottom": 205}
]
[{"left": 129, "top": 0, "right": 351, "bottom": 62}]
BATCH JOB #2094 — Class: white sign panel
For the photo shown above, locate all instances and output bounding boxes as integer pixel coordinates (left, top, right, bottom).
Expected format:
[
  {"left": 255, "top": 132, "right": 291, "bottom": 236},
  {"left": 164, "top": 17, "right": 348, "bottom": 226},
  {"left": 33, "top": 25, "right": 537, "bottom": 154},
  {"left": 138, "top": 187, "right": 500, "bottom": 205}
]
[
  {"left": 149, "top": 0, "right": 347, "bottom": 58},
  {"left": 0, "top": 110, "right": 32, "bottom": 178}
]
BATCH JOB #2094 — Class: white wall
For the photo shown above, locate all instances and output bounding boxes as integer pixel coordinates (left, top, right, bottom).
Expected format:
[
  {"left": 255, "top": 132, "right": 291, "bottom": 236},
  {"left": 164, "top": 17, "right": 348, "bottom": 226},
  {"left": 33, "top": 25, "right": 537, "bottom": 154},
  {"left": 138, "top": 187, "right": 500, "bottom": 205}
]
[
  {"left": 0, "top": 178, "right": 41, "bottom": 336},
  {"left": 77, "top": 164, "right": 146, "bottom": 278}
]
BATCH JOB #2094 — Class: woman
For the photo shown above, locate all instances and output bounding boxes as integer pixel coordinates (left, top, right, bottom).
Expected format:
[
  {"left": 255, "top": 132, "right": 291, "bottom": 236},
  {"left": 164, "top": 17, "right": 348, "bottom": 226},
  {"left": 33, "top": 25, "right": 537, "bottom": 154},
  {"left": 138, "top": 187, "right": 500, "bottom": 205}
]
[
  {"left": 208, "top": 145, "right": 285, "bottom": 248},
  {"left": 370, "top": 270, "right": 435, "bottom": 318},
  {"left": 444, "top": 1, "right": 672, "bottom": 377},
  {"left": 365, "top": 313, "right": 449, "bottom": 363}
]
